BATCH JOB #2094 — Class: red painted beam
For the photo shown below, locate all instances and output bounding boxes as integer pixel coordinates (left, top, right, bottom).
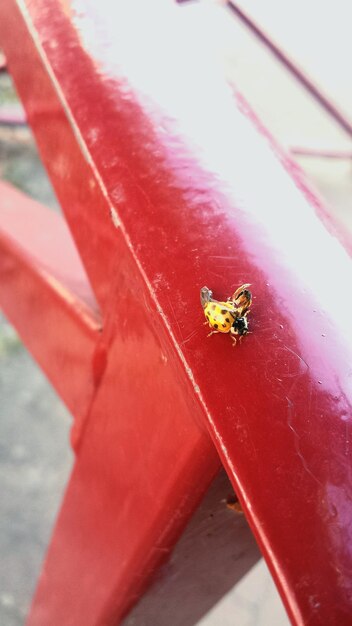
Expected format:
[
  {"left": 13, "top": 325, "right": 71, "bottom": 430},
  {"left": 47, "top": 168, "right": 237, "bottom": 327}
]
[
  {"left": 0, "top": 181, "right": 100, "bottom": 419},
  {"left": 1, "top": 2, "right": 352, "bottom": 625},
  {"left": 27, "top": 242, "right": 222, "bottom": 624}
]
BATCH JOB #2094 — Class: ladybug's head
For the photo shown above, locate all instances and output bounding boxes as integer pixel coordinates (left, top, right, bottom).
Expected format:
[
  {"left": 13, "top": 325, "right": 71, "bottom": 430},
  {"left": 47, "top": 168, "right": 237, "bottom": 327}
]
[{"left": 233, "top": 316, "right": 248, "bottom": 336}]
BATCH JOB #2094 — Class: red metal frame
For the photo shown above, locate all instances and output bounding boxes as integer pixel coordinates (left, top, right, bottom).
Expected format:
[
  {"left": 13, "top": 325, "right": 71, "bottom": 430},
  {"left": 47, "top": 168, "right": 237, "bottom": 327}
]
[
  {"left": 0, "top": 181, "right": 100, "bottom": 419},
  {"left": 1, "top": 1, "right": 352, "bottom": 625}
]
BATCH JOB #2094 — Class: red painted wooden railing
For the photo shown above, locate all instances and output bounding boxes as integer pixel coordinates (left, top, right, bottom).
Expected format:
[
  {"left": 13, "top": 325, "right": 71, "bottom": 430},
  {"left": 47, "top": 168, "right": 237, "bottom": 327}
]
[{"left": 1, "top": 1, "right": 352, "bottom": 625}]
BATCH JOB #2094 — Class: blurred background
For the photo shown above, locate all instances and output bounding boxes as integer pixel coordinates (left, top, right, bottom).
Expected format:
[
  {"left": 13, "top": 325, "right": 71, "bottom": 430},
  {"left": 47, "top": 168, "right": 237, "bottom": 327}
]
[{"left": 1, "top": 0, "right": 352, "bottom": 624}]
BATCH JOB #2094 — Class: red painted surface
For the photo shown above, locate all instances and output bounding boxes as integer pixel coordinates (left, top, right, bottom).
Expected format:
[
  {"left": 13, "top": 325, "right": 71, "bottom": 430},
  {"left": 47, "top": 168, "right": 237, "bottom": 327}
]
[
  {"left": 1, "top": 1, "right": 352, "bottom": 625},
  {"left": 0, "top": 181, "right": 100, "bottom": 418},
  {"left": 28, "top": 245, "right": 221, "bottom": 625}
]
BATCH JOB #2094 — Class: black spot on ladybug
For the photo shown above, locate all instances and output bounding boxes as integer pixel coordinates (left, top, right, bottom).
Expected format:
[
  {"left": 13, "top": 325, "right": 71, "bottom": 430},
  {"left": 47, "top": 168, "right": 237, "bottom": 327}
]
[
  {"left": 214, "top": 323, "right": 218, "bottom": 329},
  {"left": 221, "top": 309, "right": 227, "bottom": 315},
  {"left": 206, "top": 313, "right": 210, "bottom": 319},
  {"left": 211, "top": 304, "right": 216, "bottom": 310},
  {"left": 225, "top": 317, "right": 230, "bottom": 323},
  {"left": 222, "top": 323, "right": 226, "bottom": 328}
]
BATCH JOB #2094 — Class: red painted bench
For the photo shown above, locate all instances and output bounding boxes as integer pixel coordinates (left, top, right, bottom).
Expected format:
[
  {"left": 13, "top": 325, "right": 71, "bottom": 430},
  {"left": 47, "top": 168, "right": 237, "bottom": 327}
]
[{"left": 1, "top": 1, "right": 352, "bottom": 624}]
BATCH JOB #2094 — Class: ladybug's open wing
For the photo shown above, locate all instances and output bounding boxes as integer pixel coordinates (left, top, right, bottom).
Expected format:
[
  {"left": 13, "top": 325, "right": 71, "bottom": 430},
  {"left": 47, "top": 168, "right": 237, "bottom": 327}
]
[
  {"left": 231, "top": 283, "right": 252, "bottom": 316},
  {"left": 200, "top": 286, "right": 213, "bottom": 308}
]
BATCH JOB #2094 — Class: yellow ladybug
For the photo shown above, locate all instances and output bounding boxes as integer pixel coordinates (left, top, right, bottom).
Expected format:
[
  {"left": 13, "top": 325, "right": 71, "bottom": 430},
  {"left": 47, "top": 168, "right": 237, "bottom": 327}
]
[{"left": 200, "top": 284, "right": 252, "bottom": 346}]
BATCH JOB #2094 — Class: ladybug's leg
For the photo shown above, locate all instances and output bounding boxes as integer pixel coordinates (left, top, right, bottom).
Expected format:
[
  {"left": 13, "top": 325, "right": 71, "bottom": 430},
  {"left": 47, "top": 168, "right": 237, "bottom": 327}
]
[
  {"left": 230, "top": 325, "right": 238, "bottom": 347},
  {"left": 207, "top": 330, "right": 219, "bottom": 338}
]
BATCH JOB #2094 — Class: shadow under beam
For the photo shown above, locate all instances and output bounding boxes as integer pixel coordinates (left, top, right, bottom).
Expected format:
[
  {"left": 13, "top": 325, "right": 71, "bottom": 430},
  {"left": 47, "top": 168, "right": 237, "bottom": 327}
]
[{"left": 123, "top": 469, "right": 260, "bottom": 626}]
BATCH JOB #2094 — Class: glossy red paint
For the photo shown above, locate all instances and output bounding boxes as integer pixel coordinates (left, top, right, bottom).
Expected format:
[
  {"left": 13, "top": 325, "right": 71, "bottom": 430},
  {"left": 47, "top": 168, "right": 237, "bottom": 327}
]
[
  {"left": 0, "top": 181, "right": 100, "bottom": 418},
  {"left": 1, "top": 1, "right": 352, "bottom": 625},
  {"left": 28, "top": 244, "right": 222, "bottom": 625}
]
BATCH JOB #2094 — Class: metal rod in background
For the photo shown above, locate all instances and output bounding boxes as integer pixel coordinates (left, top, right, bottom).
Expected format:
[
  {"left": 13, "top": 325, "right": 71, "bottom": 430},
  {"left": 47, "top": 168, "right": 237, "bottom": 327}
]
[
  {"left": 227, "top": 1, "right": 352, "bottom": 140},
  {"left": 290, "top": 146, "right": 352, "bottom": 159}
]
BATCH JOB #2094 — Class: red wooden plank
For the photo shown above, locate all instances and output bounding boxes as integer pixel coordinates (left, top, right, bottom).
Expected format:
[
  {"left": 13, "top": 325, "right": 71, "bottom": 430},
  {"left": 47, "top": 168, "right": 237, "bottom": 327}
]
[
  {"left": 1, "top": 2, "right": 352, "bottom": 625},
  {"left": 0, "top": 10, "right": 120, "bottom": 309},
  {"left": 27, "top": 240, "right": 221, "bottom": 625},
  {"left": 0, "top": 181, "right": 100, "bottom": 419}
]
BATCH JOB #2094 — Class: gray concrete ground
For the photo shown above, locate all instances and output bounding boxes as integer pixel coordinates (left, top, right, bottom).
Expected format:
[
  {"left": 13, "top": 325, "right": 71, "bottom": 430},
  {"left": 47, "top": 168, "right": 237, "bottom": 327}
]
[
  {"left": 0, "top": 72, "right": 74, "bottom": 626},
  {"left": 0, "top": 314, "right": 73, "bottom": 626},
  {"left": 1, "top": 3, "right": 352, "bottom": 623}
]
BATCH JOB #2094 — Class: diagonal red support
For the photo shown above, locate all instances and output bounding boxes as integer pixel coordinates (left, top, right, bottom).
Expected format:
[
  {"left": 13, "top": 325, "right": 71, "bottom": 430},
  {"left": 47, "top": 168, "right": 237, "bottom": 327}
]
[
  {"left": 0, "top": 181, "right": 100, "bottom": 418},
  {"left": 26, "top": 245, "right": 222, "bottom": 624},
  {"left": 1, "top": 2, "right": 352, "bottom": 625}
]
